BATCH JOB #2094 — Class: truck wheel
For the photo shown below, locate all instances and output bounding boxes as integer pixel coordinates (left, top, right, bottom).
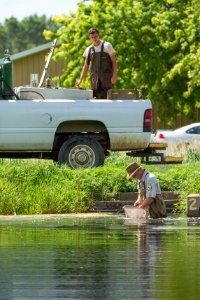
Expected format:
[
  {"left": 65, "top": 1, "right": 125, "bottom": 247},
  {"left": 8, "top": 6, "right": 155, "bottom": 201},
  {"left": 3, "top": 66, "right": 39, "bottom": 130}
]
[{"left": 58, "top": 136, "right": 105, "bottom": 168}]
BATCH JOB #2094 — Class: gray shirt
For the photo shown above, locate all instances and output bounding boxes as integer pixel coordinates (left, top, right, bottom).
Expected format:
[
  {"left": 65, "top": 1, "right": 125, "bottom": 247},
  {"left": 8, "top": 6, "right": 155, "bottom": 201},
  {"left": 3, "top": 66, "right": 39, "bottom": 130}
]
[{"left": 138, "top": 170, "right": 162, "bottom": 198}]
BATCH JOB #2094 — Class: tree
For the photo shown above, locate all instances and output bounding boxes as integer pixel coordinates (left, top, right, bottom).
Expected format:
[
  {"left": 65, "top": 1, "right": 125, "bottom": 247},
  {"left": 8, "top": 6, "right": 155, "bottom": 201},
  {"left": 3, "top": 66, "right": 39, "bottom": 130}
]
[
  {"left": 44, "top": 0, "right": 200, "bottom": 122},
  {"left": 0, "top": 24, "right": 7, "bottom": 56},
  {"left": 0, "top": 15, "right": 59, "bottom": 56},
  {"left": 3, "top": 17, "right": 21, "bottom": 53}
]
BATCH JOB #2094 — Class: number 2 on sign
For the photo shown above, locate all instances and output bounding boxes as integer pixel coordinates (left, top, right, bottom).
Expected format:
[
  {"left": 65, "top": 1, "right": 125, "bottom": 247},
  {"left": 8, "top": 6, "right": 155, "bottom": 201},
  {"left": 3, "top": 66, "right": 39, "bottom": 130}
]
[{"left": 189, "top": 198, "right": 197, "bottom": 211}]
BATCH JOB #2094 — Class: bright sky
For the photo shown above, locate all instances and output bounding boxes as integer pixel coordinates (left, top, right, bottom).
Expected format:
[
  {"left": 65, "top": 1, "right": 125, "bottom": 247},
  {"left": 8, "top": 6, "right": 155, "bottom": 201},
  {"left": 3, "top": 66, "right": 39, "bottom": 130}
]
[{"left": 0, "top": 0, "right": 80, "bottom": 23}]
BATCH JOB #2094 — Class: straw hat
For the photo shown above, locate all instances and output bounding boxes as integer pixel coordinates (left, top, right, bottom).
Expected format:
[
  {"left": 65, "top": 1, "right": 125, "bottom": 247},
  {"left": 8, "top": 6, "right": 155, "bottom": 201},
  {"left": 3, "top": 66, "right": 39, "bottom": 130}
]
[{"left": 126, "top": 162, "right": 141, "bottom": 179}]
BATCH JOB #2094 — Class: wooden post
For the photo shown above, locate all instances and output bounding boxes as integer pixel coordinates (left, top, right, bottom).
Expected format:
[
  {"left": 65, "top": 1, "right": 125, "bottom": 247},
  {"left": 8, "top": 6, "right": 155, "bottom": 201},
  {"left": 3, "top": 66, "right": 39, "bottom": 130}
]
[{"left": 187, "top": 194, "right": 200, "bottom": 217}]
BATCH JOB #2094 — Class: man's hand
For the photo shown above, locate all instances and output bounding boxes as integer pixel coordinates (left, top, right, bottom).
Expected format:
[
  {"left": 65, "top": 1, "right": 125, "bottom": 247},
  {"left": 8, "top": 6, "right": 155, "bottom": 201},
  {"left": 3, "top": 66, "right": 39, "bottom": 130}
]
[
  {"left": 111, "top": 74, "right": 117, "bottom": 84},
  {"left": 76, "top": 59, "right": 89, "bottom": 89},
  {"left": 139, "top": 197, "right": 154, "bottom": 209},
  {"left": 76, "top": 79, "right": 82, "bottom": 88},
  {"left": 134, "top": 199, "right": 142, "bottom": 207}
]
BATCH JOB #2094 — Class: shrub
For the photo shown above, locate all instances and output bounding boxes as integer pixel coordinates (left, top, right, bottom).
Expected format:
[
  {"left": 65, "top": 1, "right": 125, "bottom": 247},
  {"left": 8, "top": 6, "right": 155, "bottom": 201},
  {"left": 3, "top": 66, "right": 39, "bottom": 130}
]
[{"left": 0, "top": 153, "right": 199, "bottom": 215}]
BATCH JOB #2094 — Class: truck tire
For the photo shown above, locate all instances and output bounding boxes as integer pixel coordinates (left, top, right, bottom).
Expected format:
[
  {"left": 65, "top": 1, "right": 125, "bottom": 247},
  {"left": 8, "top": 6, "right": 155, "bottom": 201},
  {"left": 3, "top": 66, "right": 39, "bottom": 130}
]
[{"left": 58, "top": 136, "right": 105, "bottom": 168}]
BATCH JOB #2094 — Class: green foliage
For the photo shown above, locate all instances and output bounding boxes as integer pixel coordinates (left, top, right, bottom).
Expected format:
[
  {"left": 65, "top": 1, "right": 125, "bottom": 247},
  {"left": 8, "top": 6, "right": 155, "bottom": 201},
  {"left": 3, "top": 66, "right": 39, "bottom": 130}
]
[
  {"left": 185, "top": 148, "right": 200, "bottom": 162},
  {"left": 0, "top": 15, "right": 58, "bottom": 55},
  {"left": 172, "top": 163, "right": 200, "bottom": 213},
  {"left": 0, "top": 160, "right": 90, "bottom": 215},
  {"left": 43, "top": 0, "right": 200, "bottom": 121},
  {"left": 0, "top": 152, "right": 199, "bottom": 215}
]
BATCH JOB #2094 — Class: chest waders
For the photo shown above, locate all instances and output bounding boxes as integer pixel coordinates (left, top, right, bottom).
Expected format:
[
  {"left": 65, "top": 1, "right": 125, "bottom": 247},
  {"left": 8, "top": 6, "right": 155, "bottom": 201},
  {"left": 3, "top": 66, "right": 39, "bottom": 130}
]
[
  {"left": 87, "top": 42, "right": 113, "bottom": 99},
  {"left": 139, "top": 177, "right": 167, "bottom": 218}
]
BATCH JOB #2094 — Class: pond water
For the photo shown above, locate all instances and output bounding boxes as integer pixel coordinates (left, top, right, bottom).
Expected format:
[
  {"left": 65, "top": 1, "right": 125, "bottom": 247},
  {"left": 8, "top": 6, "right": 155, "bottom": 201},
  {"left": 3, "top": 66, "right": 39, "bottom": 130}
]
[{"left": 0, "top": 214, "right": 200, "bottom": 300}]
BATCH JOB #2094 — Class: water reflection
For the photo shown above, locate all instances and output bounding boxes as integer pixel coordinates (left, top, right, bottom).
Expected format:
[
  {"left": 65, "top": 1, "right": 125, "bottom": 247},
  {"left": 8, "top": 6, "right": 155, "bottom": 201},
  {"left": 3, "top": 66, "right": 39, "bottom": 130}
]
[{"left": 0, "top": 215, "right": 200, "bottom": 299}]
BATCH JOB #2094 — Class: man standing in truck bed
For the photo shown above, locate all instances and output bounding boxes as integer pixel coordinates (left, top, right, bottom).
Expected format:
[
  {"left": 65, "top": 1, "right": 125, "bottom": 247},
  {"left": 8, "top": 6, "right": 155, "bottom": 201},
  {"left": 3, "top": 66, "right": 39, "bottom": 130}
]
[{"left": 76, "top": 27, "right": 117, "bottom": 99}]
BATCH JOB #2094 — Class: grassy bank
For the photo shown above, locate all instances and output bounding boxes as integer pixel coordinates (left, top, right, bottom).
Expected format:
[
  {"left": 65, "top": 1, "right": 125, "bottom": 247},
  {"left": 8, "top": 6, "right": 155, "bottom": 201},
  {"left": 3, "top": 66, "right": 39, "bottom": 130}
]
[{"left": 0, "top": 150, "right": 199, "bottom": 215}]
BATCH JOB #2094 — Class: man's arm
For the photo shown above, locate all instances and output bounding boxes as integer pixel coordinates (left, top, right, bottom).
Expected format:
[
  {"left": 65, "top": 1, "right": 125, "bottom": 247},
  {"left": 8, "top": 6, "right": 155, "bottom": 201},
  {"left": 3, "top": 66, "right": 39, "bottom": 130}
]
[
  {"left": 134, "top": 189, "right": 143, "bottom": 207},
  {"left": 110, "top": 53, "right": 117, "bottom": 84},
  {"left": 76, "top": 58, "right": 89, "bottom": 88},
  {"left": 139, "top": 197, "right": 154, "bottom": 209},
  {"left": 134, "top": 198, "right": 142, "bottom": 207}
]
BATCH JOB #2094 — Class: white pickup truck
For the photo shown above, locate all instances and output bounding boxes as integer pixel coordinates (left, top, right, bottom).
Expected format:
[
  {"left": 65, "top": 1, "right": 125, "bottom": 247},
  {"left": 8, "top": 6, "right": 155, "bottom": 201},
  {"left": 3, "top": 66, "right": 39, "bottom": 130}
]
[{"left": 0, "top": 87, "right": 152, "bottom": 168}]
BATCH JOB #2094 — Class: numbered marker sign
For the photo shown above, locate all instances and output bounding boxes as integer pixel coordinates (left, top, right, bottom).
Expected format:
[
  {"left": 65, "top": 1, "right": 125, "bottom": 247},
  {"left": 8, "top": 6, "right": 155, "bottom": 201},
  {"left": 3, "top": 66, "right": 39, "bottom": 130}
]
[{"left": 187, "top": 194, "right": 200, "bottom": 217}]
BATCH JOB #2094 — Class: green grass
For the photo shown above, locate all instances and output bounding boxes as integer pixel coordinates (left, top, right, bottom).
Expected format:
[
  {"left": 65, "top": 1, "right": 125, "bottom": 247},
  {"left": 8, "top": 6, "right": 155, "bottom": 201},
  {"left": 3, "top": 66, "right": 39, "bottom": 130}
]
[{"left": 0, "top": 150, "right": 199, "bottom": 215}]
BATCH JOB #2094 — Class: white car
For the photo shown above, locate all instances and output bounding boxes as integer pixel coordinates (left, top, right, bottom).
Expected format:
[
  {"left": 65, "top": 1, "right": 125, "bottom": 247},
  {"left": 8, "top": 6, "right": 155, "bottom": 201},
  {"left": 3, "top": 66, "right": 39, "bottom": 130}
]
[{"left": 151, "top": 123, "right": 200, "bottom": 149}]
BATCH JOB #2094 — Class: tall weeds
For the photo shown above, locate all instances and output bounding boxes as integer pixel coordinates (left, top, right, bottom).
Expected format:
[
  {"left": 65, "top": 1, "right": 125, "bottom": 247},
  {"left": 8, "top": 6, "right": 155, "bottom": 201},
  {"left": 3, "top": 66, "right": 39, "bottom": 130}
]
[{"left": 0, "top": 149, "right": 199, "bottom": 215}]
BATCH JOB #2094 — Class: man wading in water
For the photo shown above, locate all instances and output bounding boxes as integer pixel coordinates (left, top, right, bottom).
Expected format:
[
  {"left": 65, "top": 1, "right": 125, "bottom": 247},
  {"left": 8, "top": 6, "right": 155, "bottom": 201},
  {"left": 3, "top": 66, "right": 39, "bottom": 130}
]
[
  {"left": 76, "top": 27, "right": 117, "bottom": 99},
  {"left": 126, "top": 162, "right": 167, "bottom": 218}
]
